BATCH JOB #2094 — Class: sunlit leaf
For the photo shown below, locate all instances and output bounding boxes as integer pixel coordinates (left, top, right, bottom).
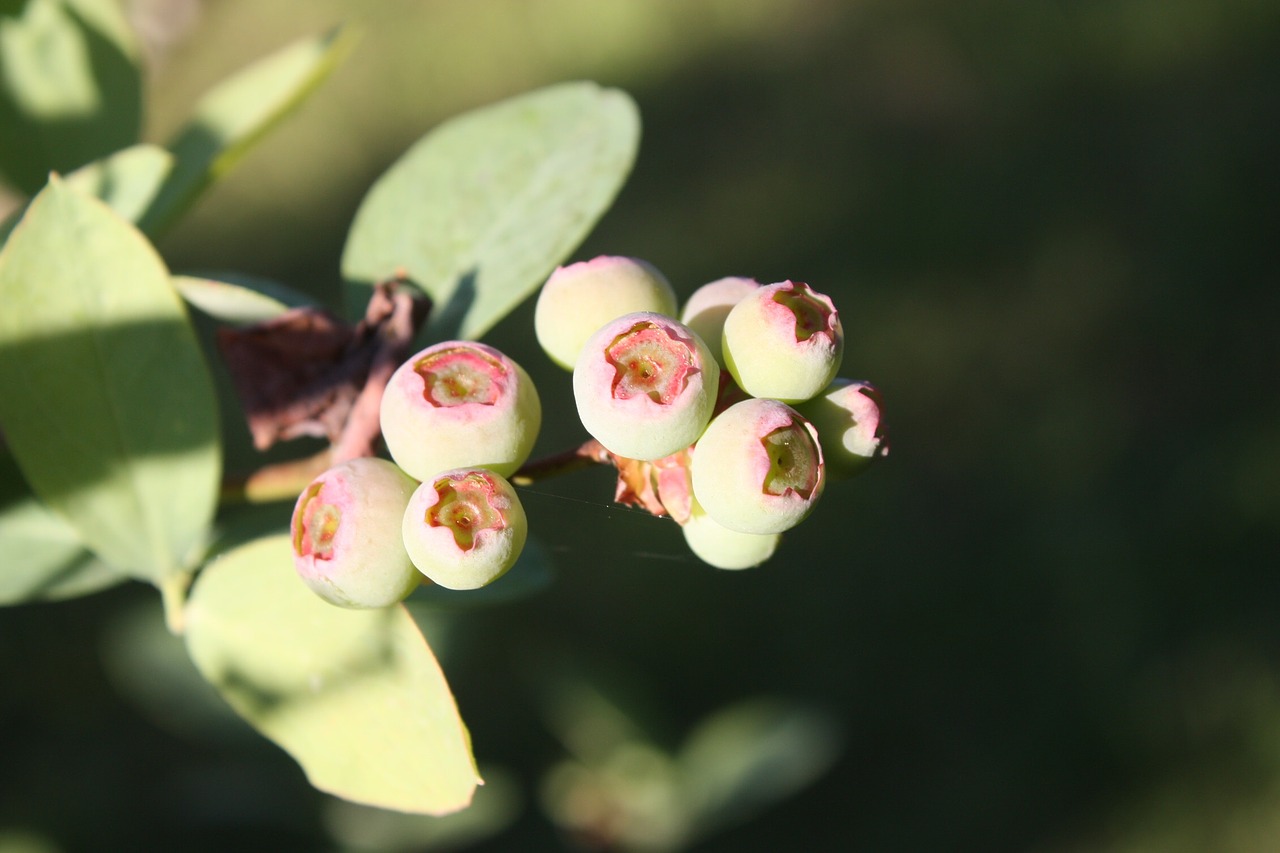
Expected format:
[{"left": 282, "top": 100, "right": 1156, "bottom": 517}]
[
  {"left": 138, "top": 27, "right": 352, "bottom": 235},
  {"left": 321, "top": 769, "right": 521, "bottom": 852},
  {"left": 0, "top": 144, "right": 173, "bottom": 248},
  {"left": 341, "top": 81, "right": 640, "bottom": 341},
  {"left": 0, "top": 0, "right": 142, "bottom": 193},
  {"left": 0, "top": 176, "right": 221, "bottom": 581},
  {"left": 173, "top": 273, "right": 314, "bottom": 325},
  {"left": 65, "top": 143, "right": 173, "bottom": 222},
  {"left": 184, "top": 534, "right": 482, "bottom": 814}
]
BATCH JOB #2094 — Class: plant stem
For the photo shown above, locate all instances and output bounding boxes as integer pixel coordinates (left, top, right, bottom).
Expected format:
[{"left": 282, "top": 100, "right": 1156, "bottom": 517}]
[
  {"left": 160, "top": 569, "right": 195, "bottom": 635},
  {"left": 510, "top": 439, "right": 611, "bottom": 486},
  {"left": 220, "top": 439, "right": 614, "bottom": 504}
]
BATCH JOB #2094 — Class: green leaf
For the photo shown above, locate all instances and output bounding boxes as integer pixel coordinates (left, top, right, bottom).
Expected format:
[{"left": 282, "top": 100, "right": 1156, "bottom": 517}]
[
  {"left": 65, "top": 143, "right": 174, "bottom": 222},
  {"left": 0, "top": 448, "right": 126, "bottom": 605},
  {"left": 138, "top": 27, "right": 353, "bottom": 236},
  {"left": 0, "top": 0, "right": 142, "bottom": 194},
  {"left": 321, "top": 769, "right": 521, "bottom": 851},
  {"left": 0, "top": 176, "right": 221, "bottom": 581},
  {"left": 341, "top": 81, "right": 640, "bottom": 341},
  {"left": 677, "top": 698, "right": 841, "bottom": 836},
  {"left": 0, "top": 144, "right": 174, "bottom": 247},
  {"left": 184, "top": 534, "right": 482, "bottom": 814},
  {"left": 0, "top": 493, "right": 127, "bottom": 603},
  {"left": 173, "top": 273, "right": 315, "bottom": 325},
  {"left": 100, "top": 596, "right": 252, "bottom": 741}
]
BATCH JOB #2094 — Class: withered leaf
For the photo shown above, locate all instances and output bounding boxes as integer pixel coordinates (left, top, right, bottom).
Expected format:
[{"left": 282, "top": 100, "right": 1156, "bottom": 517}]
[{"left": 217, "top": 280, "right": 429, "bottom": 460}]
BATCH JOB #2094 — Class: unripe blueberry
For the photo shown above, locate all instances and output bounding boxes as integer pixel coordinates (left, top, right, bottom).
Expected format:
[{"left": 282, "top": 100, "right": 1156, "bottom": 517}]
[
  {"left": 290, "top": 457, "right": 421, "bottom": 608},
  {"left": 690, "top": 398, "right": 825, "bottom": 535},
  {"left": 535, "top": 256, "right": 678, "bottom": 370},
  {"left": 721, "top": 280, "right": 843, "bottom": 403},
  {"left": 682, "top": 496, "right": 781, "bottom": 570},
  {"left": 795, "top": 379, "right": 887, "bottom": 481},
  {"left": 380, "top": 341, "right": 541, "bottom": 481},
  {"left": 573, "top": 312, "right": 720, "bottom": 461},
  {"left": 402, "top": 468, "right": 528, "bottom": 590},
  {"left": 679, "top": 276, "right": 760, "bottom": 368}
]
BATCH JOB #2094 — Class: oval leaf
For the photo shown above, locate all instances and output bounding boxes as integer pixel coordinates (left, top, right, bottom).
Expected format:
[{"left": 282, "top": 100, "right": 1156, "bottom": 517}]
[
  {"left": 678, "top": 698, "right": 842, "bottom": 835},
  {"left": 139, "top": 27, "right": 353, "bottom": 236},
  {"left": 0, "top": 494, "right": 127, "bottom": 604},
  {"left": 184, "top": 534, "right": 482, "bottom": 814},
  {"left": 1, "top": 144, "right": 173, "bottom": 248},
  {"left": 321, "top": 770, "right": 521, "bottom": 851},
  {"left": 341, "top": 81, "right": 640, "bottom": 340},
  {"left": 0, "top": 0, "right": 142, "bottom": 193},
  {"left": 173, "top": 273, "right": 314, "bottom": 325},
  {"left": 65, "top": 143, "right": 174, "bottom": 224},
  {"left": 100, "top": 597, "right": 255, "bottom": 742},
  {"left": 0, "top": 177, "right": 221, "bottom": 581}
]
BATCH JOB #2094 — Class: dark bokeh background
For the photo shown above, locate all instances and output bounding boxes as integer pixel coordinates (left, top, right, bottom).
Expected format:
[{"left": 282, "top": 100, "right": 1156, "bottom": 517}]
[{"left": 3, "top": 1, "right": 1280, "bottom": 850}]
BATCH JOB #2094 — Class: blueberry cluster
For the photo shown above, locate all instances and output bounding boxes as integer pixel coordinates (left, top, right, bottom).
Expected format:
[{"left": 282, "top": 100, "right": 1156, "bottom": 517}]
[
  {"left": 288, "top": 255, "right": 886, "bottom": 607},
  {"left": 541, "top": 256, "right": 887, "bottom": 571},
  {"left": 290, "top": 341, "right": 540, "bottom": 606}
]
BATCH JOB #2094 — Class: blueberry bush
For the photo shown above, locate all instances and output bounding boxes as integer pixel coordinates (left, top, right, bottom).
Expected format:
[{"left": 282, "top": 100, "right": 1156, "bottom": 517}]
[{"left": 0, "top": 1, "right": 886, "bottom": 835}]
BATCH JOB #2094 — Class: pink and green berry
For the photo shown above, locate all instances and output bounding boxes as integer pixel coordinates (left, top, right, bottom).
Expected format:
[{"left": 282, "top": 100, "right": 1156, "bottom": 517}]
[
  {"left": 795, "top": 378, "right": 887, "bottom": 480},
  {"left": 380, "top": 340, "right": 541, "bottom": 481},
  {"left": 402, "top": 468, "right": 528, "bottom": 590},
  {"left": 690, "top": 398, "right": 825, "bottom": 535},
  {"left": 573, "top": 312, "right": 719, "bottom": 461},
  {"left": 678, "top": 276, "right": 760, "bottom": 368},
  {"left": 721, "top": 280, "right": 843, "bottom": 403},
  {"left": 681, "top": 496, "right": 781, "bottom": 570},
  {"left": 535, "top": 255, "right": 678, "bottom": 370},
  {"left": 290, "top": 457, "right": 421, "bottom": 608}
]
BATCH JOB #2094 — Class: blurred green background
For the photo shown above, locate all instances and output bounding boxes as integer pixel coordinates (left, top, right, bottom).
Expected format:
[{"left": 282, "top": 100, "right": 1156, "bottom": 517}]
[{"left": 3, "top": 0, "right": 1280, "bottom": 850}]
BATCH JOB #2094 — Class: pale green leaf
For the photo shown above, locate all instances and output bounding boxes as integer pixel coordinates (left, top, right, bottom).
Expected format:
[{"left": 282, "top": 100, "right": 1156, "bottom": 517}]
[
  {"left": 678, "top": 698, "right": 841, "bottom": 836},
  {"left": 138, "top": 27, "right": 352, "bottom": 235},
  {"left": 0, "top": 0, "right": 142, "bottom": 193},
  {"left": 184, "top": 534, "right": 482, "bottom": 814},
  {"left": 0, "top": 493, "right": 127, "bottom": 603},
  {"left": 100, "top": 596, "right": 251, "bottom": 741},
  {"left": 0, "top": 176, "right": 221, "bottom": 581},
  {"left": 173, "top": 273, "right": 314, "bottom": 325},
  {"left": 0, "top": 144, "right": 174, "bottom": 247},
  {"left": 341, "top": 81, "right": 640, "bottom": 341},
  {"left": 321, "top": 769, "right": 521, "bottom": 851},
  {"left": 65, "top": 143, "right": 173, "bottom": 222}
]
